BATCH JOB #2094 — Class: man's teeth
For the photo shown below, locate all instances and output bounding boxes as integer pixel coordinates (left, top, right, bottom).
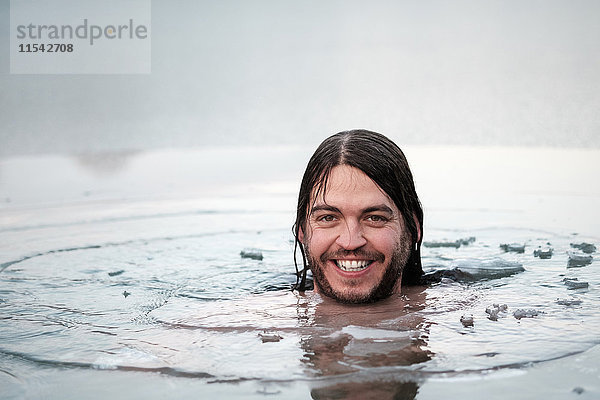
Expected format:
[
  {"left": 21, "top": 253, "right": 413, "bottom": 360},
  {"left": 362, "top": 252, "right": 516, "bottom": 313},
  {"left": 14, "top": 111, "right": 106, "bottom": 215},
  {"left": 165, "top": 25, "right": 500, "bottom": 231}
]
[{"left": 335, "top": 260, "right": 371, "bottom": 272}]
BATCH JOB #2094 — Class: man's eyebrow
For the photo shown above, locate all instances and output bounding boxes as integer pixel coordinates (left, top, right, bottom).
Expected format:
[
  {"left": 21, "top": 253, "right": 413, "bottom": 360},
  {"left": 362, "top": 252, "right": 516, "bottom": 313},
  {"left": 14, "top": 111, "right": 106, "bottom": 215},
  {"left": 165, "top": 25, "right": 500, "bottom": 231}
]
[
  {"left": 310, "top": 204, "right": 341, "bottom": 215},
  {"left": 309, "top": 204, "right": 395, "bottom": 215},
  {"left": 362, "top": 205, "right": 395, "bottom": 215}
]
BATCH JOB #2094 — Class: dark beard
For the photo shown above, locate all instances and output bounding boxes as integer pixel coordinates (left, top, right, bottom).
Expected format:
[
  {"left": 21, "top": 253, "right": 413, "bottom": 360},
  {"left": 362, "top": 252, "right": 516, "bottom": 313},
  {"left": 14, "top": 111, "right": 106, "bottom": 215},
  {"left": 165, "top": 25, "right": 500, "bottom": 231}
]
[{"left": 307, "top": 242, "right": 411, "bottom": 304}]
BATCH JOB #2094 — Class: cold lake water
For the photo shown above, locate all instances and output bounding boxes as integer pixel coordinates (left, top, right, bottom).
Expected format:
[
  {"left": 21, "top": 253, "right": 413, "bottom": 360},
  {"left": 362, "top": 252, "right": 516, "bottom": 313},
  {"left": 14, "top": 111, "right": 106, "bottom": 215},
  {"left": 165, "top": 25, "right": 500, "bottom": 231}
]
[{"left": 1, "top": 146, "right": 599, "bottom": 399}]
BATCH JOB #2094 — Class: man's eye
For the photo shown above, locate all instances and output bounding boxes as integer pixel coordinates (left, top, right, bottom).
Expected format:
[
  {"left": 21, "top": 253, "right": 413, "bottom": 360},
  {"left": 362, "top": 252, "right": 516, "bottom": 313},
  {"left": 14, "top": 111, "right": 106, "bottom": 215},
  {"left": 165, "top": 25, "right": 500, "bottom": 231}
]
[
  {"left": 366, "top": 215, "right": 388, "bottom": 223},
  {"left": 318, "top": 215, "right": 336, "bottom": 222}
]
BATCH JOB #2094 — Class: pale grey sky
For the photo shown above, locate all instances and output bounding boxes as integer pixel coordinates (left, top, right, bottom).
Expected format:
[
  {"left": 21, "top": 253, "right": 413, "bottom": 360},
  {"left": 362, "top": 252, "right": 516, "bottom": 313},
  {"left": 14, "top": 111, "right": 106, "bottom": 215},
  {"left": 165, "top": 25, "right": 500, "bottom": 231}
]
[{"left": 1, "top": 0, "right": 599, "bottom": 156}]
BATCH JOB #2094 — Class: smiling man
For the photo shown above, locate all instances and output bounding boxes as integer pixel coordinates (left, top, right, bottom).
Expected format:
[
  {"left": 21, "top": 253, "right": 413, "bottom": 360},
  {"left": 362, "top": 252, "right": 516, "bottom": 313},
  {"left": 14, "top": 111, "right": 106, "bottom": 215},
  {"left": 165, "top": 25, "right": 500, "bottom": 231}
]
[{"left": 293, "top": 130, "right": 424, "bottom": 303}]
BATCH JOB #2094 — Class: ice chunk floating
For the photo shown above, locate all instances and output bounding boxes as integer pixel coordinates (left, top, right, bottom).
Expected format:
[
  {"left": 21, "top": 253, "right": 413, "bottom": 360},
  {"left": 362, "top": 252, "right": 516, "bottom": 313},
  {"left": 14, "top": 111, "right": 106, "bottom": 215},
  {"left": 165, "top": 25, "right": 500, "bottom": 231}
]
[
  {"left": 450, "top": 258, "right": 525, "bottom": 280},
  {"left": 533, "top": 247, "right": 553, "bottom": 259},
  {"left": 500, "top": 243, "right": 526, "bottom": 253},
  {"left": 240, "top": 247, "right": 264, "bottom": 260},
  {"left": 567, "top": 251, "right": 593, "bottom": 267}
]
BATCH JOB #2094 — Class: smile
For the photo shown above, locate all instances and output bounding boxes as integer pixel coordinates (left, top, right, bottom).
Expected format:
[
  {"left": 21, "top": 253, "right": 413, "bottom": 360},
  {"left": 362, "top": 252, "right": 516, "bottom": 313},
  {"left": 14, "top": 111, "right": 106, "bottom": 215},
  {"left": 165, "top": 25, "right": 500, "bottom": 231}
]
[{"left": 334, "top": 260, "right": 373, "bottom": 272}]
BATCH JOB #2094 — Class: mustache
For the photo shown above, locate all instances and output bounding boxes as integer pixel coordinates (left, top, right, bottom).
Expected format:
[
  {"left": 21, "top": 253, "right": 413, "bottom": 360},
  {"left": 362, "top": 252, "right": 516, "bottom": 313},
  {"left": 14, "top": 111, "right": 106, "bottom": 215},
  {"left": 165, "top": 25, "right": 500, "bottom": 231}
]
[{"left": 320, "top": 249, "right": 385, "bottom": 263}]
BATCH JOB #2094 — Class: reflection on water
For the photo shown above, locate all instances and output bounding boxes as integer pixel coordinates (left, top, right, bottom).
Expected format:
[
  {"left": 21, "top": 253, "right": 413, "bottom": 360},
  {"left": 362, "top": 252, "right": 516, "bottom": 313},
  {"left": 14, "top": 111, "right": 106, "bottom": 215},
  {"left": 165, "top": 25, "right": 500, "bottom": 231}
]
[
  {"left": 300, "top": 291, "right": 429, "bottom": 400},
  {"left": 311, "top": 381, "right": 418, "bottom": 400},
  {"left": 299, "top": 291, "right": 429, "bottom": 374}
]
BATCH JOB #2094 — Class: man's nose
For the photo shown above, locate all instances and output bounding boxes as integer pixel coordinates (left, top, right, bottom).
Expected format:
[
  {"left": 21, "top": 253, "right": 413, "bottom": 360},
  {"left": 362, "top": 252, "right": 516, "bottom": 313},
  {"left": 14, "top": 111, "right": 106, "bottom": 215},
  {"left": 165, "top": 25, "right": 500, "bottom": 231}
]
[{"left": 335, "top": 219, "right": 367, "bottom": 250}]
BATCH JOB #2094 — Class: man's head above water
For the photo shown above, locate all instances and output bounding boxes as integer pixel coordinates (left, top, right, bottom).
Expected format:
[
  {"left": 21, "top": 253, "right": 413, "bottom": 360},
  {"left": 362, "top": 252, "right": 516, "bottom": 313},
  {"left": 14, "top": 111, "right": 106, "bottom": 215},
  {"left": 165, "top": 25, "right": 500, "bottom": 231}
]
[{"left": 293, "top": 130, "right": 423, "bottom": 303}]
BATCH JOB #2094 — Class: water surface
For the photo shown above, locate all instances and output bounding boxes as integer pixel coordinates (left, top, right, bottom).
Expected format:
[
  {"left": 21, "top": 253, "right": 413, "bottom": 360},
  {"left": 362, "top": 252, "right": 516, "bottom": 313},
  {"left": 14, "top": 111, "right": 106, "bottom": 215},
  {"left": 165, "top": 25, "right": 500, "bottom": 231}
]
[{"left": 1, "top": 146, "right": 599, "bottom": 399}]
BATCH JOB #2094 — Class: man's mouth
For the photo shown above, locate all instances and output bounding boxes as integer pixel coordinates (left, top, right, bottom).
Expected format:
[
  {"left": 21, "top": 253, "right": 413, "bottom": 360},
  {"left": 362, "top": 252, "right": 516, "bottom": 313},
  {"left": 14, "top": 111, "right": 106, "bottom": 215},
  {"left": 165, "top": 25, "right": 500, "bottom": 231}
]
[{"left": 334, "top": 260, "right": 373, "bottom": 272}]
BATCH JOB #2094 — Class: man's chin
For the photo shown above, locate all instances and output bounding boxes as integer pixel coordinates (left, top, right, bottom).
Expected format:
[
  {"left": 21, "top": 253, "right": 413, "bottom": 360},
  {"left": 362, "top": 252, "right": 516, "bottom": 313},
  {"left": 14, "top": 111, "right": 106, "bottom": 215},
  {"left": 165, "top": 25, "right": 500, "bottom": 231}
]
[
  {"left": 315, "top": 280, "right": 383, "bottom": 304},
  {"left": 327, "top": 291, "right": 378, "bottom": 304}
]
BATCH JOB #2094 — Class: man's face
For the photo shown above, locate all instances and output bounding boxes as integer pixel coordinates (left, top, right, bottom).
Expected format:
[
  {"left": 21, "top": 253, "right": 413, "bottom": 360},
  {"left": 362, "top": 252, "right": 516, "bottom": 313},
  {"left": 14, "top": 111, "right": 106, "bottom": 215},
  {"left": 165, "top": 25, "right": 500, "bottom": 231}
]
[{"left": 301, "top": 164, "right": 412, "bottom": 303}]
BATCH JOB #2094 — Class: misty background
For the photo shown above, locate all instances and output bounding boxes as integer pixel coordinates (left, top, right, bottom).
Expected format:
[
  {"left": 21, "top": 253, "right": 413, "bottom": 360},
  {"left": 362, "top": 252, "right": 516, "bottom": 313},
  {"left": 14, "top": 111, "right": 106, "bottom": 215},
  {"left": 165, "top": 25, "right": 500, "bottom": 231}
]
[{"left": 1, "top": 0, "right": 599, "bottom": 157}]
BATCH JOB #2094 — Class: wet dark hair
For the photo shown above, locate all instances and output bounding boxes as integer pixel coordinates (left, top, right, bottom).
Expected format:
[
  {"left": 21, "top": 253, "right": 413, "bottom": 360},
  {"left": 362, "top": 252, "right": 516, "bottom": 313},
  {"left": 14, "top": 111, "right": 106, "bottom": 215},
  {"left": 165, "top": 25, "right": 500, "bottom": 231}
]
[{"left": 293, "top": 129, "right": 424, "bottom": 291}]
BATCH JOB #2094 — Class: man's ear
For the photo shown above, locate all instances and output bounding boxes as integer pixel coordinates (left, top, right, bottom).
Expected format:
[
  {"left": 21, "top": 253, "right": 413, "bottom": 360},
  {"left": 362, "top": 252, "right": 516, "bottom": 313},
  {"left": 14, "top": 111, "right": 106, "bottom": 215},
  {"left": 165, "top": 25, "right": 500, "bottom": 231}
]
[
  {"left": 298, "top": 227, "right": 304, "bottom": 243},
  {"left": 413, "top": 214, "right": 421, "bottom": 243}
]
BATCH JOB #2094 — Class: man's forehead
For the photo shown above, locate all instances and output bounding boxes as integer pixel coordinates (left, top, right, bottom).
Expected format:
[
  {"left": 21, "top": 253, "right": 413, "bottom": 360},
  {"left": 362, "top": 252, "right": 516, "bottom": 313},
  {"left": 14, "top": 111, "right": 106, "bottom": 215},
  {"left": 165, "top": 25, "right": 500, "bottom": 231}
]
[{"left": 309, "top": 165, "right": 398, "bottom": 212}]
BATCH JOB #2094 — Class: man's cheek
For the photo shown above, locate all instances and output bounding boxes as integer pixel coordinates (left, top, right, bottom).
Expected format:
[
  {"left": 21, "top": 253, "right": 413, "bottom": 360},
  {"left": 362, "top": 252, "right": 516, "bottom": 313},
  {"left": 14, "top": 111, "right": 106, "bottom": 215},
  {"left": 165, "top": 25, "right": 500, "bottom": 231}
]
[{"left": 305, "top": 232, "right": 326, "bottom": 253}]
